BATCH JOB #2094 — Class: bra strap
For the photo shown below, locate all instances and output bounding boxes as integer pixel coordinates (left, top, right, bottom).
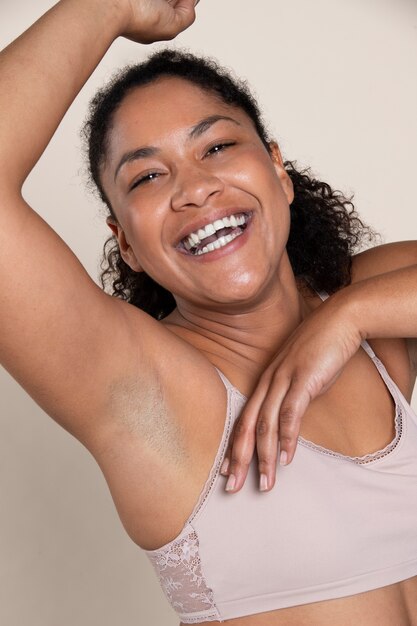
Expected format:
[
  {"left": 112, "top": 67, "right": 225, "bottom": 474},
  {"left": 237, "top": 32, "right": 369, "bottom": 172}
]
[{"left": 214, "top": 366, "right": 234, "bottom": 392}]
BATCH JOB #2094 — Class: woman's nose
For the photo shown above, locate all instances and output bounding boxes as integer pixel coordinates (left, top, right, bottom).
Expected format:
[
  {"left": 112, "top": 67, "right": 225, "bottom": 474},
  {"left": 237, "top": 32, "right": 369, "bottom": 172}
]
[{"left": 170, "top": 166, "right": 224, "bottom": 211}]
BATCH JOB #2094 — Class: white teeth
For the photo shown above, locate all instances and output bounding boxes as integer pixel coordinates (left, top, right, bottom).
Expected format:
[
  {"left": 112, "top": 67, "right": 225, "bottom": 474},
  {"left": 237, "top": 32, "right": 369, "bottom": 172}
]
[
  {"left": 204, "top": 223, "right": 216, "bottom": 237},
  {"left": 213, "top": 219, "right": 225, "bottom": 231},
  {"left": 195, "top": 229, "right": 243, "bottom": 256},
  {"left": 183, "top": 212, "right": 249, "bottom": 250}
]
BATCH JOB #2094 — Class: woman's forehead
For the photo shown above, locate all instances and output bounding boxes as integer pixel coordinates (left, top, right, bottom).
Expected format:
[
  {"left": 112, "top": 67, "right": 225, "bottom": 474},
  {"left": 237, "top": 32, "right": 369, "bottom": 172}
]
[
  {"left": 108, "top": 77, "right": 250, "bottom": 152},
  {"left": 118, "top": 75, "right": 231, "bottom": 115}
]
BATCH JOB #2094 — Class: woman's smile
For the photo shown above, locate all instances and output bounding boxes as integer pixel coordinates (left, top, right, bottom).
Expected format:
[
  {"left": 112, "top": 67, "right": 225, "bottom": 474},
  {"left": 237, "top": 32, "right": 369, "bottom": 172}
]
[{"left": 175, "top": 210, "right": 254, "bottom": 260}]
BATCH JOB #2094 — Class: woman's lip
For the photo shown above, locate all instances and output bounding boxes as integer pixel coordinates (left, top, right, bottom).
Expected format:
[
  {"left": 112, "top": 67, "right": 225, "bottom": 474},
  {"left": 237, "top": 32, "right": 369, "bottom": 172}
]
[{"left": 175, "top": 212, "right": 255, "bottom": 261}]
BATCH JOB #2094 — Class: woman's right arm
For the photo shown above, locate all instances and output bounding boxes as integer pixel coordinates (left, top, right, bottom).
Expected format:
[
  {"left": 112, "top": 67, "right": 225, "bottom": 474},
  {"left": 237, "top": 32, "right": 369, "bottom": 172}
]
[{"left": 0, "top": 0, "right": 196, "bottom": 444}]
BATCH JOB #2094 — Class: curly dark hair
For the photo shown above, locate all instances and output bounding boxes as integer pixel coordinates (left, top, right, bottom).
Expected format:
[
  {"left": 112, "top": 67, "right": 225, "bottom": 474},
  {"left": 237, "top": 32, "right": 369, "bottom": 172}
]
[{"left": 82, "top": 49, "right": 377, "bottom": 320}]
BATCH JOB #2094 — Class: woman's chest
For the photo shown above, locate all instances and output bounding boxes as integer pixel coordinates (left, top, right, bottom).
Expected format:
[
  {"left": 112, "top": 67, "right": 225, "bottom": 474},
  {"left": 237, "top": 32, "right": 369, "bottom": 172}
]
[
  {"left": 95, "top": 336, "right": 412, "bottom": 552},
  {"left": 297, "top": 338, "right": 403, "bottom": 458}
]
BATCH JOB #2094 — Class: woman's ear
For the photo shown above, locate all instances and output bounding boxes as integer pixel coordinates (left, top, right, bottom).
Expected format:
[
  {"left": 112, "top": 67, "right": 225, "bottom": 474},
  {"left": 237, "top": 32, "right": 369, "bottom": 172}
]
[
  {"left": 106, "top": 217, "right": 144, "bottom": 272},
  {"left": 269, "top": 141, "right": 294, "bottom": 205}
]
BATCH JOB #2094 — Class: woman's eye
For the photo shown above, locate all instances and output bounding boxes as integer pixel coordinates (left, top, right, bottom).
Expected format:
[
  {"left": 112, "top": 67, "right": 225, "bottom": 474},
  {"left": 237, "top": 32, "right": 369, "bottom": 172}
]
[
  {"left": 205, "top": 142, "right": 236, "bottom": 157},
  {"left": 130, "top": 172, "right": 161, "bottom": 191}
]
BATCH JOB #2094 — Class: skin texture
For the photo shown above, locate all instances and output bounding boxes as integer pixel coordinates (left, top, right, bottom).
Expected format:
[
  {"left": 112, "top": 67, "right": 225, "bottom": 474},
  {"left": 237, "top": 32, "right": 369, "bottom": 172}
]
[
  {"left": 107, "top": 368, "right": 188, "bottom": 464},
  {"left": 1, "top": 1, "right": 417, "bottom": 624}
]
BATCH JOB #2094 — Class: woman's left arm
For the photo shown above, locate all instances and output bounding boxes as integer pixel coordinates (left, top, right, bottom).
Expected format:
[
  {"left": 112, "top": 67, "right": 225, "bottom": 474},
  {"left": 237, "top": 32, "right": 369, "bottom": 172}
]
[
  {"left": 222, "top": 241, "right": 417, "bottom": 494},
  {"left": 349, "top": 240, "right": 417, "bottom": 370}
]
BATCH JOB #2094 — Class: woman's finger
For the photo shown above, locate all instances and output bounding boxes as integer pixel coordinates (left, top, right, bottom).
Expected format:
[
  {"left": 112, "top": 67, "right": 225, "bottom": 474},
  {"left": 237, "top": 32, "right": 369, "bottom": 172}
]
[
  {"left": 220, "top": 431, "right": 234, "bottom": 476},
  {"left": 277, "top": 380, "right": 313, "bottom": 465},
  {"left": 278, "top": 365, "right": 346, "bottom": 463},
  {"left": 222, "top": 390, "right": 266, "bottom": 493},
  {"left": 254, "top": 376, "right": 291, "bottom": 491}
]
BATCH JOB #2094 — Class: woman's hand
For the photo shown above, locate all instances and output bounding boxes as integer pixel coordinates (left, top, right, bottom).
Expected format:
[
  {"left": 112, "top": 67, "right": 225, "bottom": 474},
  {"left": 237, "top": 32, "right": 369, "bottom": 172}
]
[
  {"left": 122, "top": 0, "right": 198, "bottom": 44},
  {"left": 220, "top": 290, "right": 363, "bottom": 493}
]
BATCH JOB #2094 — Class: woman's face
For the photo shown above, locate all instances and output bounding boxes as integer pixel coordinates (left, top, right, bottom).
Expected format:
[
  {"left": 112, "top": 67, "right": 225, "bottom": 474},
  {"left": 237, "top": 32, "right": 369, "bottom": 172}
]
[{"left": 101, "top": 77, "right": 294, "bottom": 311}]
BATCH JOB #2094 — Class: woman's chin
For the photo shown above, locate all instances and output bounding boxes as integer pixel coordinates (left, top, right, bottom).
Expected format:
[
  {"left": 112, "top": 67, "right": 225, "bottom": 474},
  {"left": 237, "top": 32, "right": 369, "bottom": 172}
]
[{"left": 196, "top": 276, "right": 277, "bottom": 309}]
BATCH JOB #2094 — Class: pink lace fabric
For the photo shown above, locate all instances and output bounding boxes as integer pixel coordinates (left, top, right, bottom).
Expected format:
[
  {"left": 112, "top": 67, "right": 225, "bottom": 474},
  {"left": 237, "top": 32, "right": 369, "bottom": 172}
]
[{"left": 146, "top": 524, "right": 221, "bottom": 623}]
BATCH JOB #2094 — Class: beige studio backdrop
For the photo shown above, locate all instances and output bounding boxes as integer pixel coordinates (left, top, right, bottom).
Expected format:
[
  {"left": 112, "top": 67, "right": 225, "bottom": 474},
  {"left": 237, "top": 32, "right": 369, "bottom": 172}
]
[{"left": 1, "top": 0, "right": 417, "bottom": 624}]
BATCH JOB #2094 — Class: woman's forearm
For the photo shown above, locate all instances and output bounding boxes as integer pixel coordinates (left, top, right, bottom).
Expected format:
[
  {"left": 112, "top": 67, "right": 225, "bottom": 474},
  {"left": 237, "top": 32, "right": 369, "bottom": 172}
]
[
  {"left": 0, "top": 0, "right": 126, "bottom": 189},
  {"left": 336, "top": 263, "right": 417, "bottom": 341}
]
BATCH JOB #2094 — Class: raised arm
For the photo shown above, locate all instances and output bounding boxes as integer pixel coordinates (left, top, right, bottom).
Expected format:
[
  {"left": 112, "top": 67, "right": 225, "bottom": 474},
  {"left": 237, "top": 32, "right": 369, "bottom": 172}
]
[
  {"left": 0, "top": 0, "right": 197, "bottom": 185},
  {"left": 0, "top": 0, "right": 197, "bottom": 444}
]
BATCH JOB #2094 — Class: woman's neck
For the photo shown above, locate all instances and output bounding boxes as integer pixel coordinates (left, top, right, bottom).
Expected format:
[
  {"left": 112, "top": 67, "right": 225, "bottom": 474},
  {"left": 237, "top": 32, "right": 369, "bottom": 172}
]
[{"left": 162, "top": 265, "right": 313, "bottom": 382}]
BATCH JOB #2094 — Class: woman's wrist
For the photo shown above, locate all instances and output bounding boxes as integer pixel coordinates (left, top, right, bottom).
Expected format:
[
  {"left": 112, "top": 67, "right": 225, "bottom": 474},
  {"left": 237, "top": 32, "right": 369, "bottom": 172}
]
[
  {"left": 331, "top": 264, "right": 417, "bottom": 343},
  {"left": 323, "top": 283, "right": 366, "bottom": 343},
  {"left": 58, "top": 0, "right": 129, "bottom": 43}
]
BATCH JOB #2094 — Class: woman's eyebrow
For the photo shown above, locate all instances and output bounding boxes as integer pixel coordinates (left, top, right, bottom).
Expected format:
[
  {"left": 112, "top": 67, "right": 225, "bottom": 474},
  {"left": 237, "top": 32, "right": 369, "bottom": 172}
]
[
  {"left": 189, "top": 114, "right": 241, "bottom": 139},
  {"left": 114, "top": 115, "right": 241, "bottom": 181},
  {"left": 114, "top": 146, "right": 159, "bottom": 182}
]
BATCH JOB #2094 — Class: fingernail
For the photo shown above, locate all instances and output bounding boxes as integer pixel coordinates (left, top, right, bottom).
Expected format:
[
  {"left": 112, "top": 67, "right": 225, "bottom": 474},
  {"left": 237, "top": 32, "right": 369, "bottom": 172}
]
[
  {"left": 259, "top": 473, "right": 268, "bottom": 491},
  {"left": 280, "top": 450, "right": 288, "bottom": 466},
  {"left": 220, "top": 458, "right": 229, "bottom": 475},
  {"left": 225, "top": 474, "right": 236, "bottom": 491}
]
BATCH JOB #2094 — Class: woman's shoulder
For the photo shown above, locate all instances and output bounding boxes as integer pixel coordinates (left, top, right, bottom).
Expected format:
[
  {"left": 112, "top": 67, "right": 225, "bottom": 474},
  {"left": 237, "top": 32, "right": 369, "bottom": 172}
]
[
  {"left": 351, "top": 240, "right": 417, "bottom": 282},
  {"left": 350, "top": 240, "right": 417, "bottom": 402}
]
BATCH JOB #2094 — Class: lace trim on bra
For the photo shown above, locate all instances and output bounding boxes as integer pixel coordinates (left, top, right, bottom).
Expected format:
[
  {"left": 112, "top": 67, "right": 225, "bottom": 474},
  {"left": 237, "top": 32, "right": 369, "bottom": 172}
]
[
  {"left": 144, "top": 375, "right": 241, "bottom": 623},
  {"left": 186, "top": 378, "right": 237, "bottom": 525},
  {"left": 145, "top": 370, "right": 237, "bottom": 555},
  {"left": 298, "top": 356, "right": 405, "bottom": 465},
  {"left": 298, "top": 403, "right": 404, "bottom": 464},
  {"left": 146, "top": 525, "right": 221, "bottom": 623},
  {"left": 219, "top": 354, "right": 406, "bottom": 466}
]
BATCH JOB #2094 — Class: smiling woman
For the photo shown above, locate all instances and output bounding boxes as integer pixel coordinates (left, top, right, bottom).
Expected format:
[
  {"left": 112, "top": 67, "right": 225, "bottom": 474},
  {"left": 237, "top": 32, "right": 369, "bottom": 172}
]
[
  {"left": 89, "top": 50, "right": 372, "bottom": 319},
  {"left": 1, "top": 1, "right": 417, "bottom": 626}
]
